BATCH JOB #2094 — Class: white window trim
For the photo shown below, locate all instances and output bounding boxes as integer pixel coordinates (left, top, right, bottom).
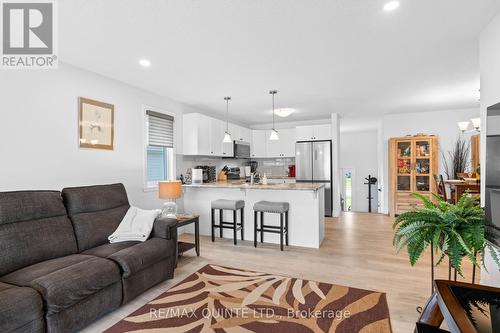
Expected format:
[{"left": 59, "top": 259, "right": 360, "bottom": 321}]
[{"left": 142, "top": 105, "right": 176, "bottom": 192}]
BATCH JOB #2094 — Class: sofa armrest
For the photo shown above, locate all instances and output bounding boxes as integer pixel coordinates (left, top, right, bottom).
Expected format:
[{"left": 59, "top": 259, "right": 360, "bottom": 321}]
[{"left": 152, "top": 217, "right": 178, "bottom": 240}]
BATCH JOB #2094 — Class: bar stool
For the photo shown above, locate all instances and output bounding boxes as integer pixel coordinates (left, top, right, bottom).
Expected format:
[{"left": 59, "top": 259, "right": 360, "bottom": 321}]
[
  {"left": 211, "top": 199, "right": 245, "bottom": 245},
  {"left": 253, "top": 201, "right": 289, "bottom": 251}
]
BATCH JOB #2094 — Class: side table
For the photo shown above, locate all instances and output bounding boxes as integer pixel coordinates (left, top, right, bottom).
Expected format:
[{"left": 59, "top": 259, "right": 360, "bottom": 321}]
[{"left": 176, "top": 214, "right": 200, "bottom": 256}]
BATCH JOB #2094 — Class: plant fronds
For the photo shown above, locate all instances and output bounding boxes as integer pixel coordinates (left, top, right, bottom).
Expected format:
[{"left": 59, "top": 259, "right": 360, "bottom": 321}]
[{"left": 393, "top": 191, "right": 499, "bottom": 276}]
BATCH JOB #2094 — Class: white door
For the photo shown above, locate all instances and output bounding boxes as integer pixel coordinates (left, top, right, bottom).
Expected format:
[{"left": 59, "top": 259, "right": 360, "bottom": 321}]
[
  {"left": 197, "top": 114, "right": 211, "bottom": 156},
  {"left": 251, "top": 130, "right": 267, "bottom": 158},
  {"left": 314, "top": 124, "right": 331, "bottom": 140},
  {"left": 341, "top": 168, "right": 355, "bottom": 212},
  {"left": 239, "top": 127, "right": 252, "bottom": 143},
  {"left": 279, "top": 128, "right": 296, "bottom": 157},
  {"left": 209, "top": 118, "right": 224, "bottom": 156},
  {"left": 296, "top": 125, "right": 314, "bottom": 141},
  {"left": 265, "top": 130, "right": 281, "bottom": 157}
]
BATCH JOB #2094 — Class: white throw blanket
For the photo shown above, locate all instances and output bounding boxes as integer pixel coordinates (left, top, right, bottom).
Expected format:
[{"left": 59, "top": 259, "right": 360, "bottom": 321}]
[{"left": 108, "top": 206, "right": 161, "bottom": 243}]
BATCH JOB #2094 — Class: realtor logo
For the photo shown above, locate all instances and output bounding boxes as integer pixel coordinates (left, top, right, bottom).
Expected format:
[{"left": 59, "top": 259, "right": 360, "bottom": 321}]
[{"left": 1, "top": 0, "right": 57, "bottom": 68}]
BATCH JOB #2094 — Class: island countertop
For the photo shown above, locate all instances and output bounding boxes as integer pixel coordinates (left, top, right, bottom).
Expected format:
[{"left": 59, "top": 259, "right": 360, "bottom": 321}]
[{"left": 182, "top": 181, "right": 324, "bottom": 191}]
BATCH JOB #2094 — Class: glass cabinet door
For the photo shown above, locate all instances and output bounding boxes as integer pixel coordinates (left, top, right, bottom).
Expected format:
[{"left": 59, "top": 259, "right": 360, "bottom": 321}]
[
  {"left": 396, "top": 141, "right": 412, "bottom": 191},
  {"left": 414, "top": 140, "right": 431, "bottom": 192}
]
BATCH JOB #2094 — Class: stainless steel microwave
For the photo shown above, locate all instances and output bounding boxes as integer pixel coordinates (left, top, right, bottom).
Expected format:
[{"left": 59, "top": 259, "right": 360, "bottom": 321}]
[{"left": 233, "top": 141, "right": 250, "bottom": 158}]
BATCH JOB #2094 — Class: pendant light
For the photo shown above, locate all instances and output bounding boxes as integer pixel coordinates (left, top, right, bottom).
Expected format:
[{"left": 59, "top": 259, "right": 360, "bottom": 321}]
[
  {"left": 222, "top": 96, "right": 232, "bottom": 143},
  {"left": 269, "top": 90, "right": 279, "bottom": 140}
]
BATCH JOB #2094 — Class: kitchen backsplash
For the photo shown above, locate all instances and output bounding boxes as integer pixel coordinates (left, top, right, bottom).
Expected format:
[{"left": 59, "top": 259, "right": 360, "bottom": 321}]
[
  {"left": 254, "top": 158, "right": 295, "bottom": 177},
  {"left": 177, "top": 155, "right": 295, "bottom": 179}
]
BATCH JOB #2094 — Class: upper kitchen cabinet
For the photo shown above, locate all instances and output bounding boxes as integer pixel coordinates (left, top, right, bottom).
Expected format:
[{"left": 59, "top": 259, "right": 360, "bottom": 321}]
[
  {"left": 296, "top": 124, "right": 331, "bottom": 141},
  {"left": 251, "top": 130, "right": 267, "bottom": 158},
  {"left": 230, "top": 124, "right": 251, "bottom": 143},
  {"left": 210, "top": 118, "right": 224, "bottom": 156},
  {"left": 266, "top": 128, "right": 296, "bottom": 157},
  {"left": 183, "top": 113, "right": 224, "bottom": 156}
]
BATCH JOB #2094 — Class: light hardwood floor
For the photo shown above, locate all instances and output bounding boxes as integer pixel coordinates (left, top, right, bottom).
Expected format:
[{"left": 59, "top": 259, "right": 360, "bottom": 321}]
[{"left": 81, "top": 212, "right": 476, "bottom": 333}]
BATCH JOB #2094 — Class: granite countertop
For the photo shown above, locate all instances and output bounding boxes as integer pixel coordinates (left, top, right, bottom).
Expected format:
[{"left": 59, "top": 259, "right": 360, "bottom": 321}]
[{"left": 183, "top": 181, "right": 324, "bottom": 191}]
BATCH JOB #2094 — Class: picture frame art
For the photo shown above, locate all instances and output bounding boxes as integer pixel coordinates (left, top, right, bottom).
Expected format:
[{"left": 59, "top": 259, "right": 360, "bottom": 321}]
[{"left": 79, "top": 97, "right": 114, "bottom": 150}]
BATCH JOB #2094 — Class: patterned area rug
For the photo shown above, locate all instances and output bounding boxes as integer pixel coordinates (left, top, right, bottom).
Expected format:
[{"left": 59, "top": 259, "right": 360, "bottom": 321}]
[{"left": 106, "top": 264, "right": 391, "bottom": 333}]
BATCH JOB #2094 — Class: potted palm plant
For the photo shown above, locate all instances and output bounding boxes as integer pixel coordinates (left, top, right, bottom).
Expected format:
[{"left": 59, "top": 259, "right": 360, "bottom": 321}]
[{"left": 393, "top": 193, "right": 499, "bottom": 276}]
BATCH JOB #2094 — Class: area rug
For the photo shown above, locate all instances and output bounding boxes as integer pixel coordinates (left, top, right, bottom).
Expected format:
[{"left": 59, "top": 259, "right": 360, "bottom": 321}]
[{"left": 105, "top": 264, "right": 391, "bottom": 333}]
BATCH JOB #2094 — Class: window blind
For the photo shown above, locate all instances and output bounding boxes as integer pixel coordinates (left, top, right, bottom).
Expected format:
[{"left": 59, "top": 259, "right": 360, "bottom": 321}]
[
  {"left": 147, "top": 110, "right": 174, "bottom": 147},
  {"left": 147, "top": 146, "right": 166, "bottom": 181}
]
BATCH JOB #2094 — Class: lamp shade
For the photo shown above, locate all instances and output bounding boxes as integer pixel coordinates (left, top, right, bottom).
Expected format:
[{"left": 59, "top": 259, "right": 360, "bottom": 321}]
[
  {"left": 471, "top": 117, "right": 481, "bottom": 130},
  {"left": 158, "top": 180, "right": 182, "bottom": 199},
  {"left": 457, "top": 121, "right": 469, "bottom": 132},
  {"left": 269, "top": 128, "right": 279, "bottom": 140}
]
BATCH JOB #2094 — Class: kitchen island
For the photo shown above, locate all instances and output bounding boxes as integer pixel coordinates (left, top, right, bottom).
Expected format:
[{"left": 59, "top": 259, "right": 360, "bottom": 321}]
[{"left": 181, "top": 181, "right": 325, "bottom": 248}]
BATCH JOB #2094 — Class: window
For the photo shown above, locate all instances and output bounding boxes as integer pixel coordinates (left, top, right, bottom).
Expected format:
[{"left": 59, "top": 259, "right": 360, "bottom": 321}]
[{"left": 146, "top": 110, "right": 175, "bottom": 188}]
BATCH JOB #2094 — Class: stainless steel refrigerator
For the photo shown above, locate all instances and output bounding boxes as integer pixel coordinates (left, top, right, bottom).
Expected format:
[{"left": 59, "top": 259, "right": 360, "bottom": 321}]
[{"left": 296, "top": 140, "right": 332, "bottom": 216}]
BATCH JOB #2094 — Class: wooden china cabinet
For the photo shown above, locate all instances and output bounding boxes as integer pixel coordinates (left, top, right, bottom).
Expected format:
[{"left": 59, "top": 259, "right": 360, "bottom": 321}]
[{"left": 389, "top": 135, "right": 438, "bottom": 217}]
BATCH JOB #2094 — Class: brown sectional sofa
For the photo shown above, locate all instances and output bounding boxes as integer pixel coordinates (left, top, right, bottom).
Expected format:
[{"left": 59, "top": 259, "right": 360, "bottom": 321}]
[{"left": 0, "top": 183, "right": 178, "bottom": 333}]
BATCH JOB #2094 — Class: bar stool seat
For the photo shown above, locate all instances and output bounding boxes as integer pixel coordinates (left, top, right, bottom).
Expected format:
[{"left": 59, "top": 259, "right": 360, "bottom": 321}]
[
  {"left": 212, "top": 199, "right": 245, "bottom": 211},
  {"left": 253, "top": 201, "right": 289, "bottom": 213},
  {"left": 211, "top": 199, "right": 245, "bottom": 245},
  {"left": 253, "top": 201, "right": 289, "bottom": 251}
]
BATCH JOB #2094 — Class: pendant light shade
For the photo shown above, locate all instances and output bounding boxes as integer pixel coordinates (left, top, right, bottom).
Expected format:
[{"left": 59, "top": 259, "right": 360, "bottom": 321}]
[
  {"left": 223, "top": 131, "right": 232, "bottom": 143},
  {"left": 269, "top": 128, "right": 279, "bottom": 140},
  {"left": 269, "top": 90, "right": 279, "bottom": 141},
  {"left": 222, "top": 96, "right": 232, "bottom": 143}
]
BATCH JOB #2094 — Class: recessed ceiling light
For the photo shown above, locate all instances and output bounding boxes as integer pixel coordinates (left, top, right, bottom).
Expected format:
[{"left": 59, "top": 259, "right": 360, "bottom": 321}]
[
  {"left": 139, "top": 59, "right": 151, "bottom": 67},
  {"left": 383, "top": 1, "right": 400, "bottom": 12},
  {"left": 274, "top": 108, "right": 295, "bottom": 117}
]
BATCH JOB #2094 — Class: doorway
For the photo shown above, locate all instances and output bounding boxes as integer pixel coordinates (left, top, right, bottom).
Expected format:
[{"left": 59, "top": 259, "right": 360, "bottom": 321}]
[{"left": 341, "top": 168, "right": 355, "bottom": 212}]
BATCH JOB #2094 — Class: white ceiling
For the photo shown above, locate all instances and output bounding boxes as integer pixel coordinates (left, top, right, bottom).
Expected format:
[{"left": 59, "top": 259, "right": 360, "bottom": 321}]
[{"left": 59, "top": 0, "right": 500, "bottom": 126}]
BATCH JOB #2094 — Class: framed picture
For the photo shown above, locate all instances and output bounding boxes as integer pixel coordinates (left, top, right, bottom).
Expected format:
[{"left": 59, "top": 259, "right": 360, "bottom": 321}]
[{"left": 79, "top": 97, "right": 114, "bottom": 150}]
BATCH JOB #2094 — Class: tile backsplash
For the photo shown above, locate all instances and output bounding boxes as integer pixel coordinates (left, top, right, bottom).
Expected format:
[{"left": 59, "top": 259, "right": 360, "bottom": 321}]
[
  {"left": 177, "top": 156, "right": 295, "bottom": 179},
  {"left": 254, "top": 158, "right": 295, "bottom": 177}
]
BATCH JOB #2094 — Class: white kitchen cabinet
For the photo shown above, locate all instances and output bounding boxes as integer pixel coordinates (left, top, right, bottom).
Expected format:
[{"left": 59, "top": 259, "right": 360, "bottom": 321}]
[
  {"left": 251, "top": 130, "right": 267, "bottom": 158},
  {"left": 183, "top": 113, "right": 225, "bottom": 156},
  {"left": 209, "top": 118, "right": 224, "bottom": 156},
  {"left": 295, "top": 125, "right": 315, "bottom": 141},
  {"left": 296, "top": 124, "right": 331, "bottom": 141},
  {"left": 314, "top": 124, "right": 331, "bottom": 140},
  {"left": 230, "top": 124, "right": 251, "bottom": 143},
  {"left": 265, "top": 128, "right": 296, "bottom": 157}
]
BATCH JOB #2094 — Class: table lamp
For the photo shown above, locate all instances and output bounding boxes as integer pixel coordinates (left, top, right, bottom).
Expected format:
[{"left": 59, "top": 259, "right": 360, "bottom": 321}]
[{"left": 158, "top": 180, "right": 182, "bottom": 218}]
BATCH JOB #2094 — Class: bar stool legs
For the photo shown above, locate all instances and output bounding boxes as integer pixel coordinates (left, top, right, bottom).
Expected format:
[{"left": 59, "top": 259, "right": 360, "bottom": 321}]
[
  {"left": 253, "top": 209, "right": 289, "bottom": 251},
  {"left": 260, "top": 212, "right": 264, "bottom": 243},
  {"left": 280, "top": 213, "right": 284, "bottom": 251},
  {"left": 219, "top": 209, "right": 223, "bottom": 238},
  {"left": 285, "top": 211, "right": 289, "bottom": 246},
  {"left": 241, "top": 208, "right": 244, "bottom": 241},
  {"left": 210, "top": 200, "right": 245, "bottom": 245},
  {"left": 253, "top": 211, "right": 257, "bottom": 247},
  {"left": 211, "top": 208, "right": 215, "bottom": 242}
]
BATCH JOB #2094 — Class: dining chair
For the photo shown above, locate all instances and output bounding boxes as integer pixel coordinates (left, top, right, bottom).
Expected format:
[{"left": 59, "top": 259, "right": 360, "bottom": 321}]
[{"left": 433, "top": 174, "right": 448, "bottom": 202}]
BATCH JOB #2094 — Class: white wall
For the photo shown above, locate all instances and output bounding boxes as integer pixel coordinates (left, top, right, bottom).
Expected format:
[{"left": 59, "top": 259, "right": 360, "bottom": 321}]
[
  {"left": 331, "top": 114, "right": 341, "bottom": 217},
  {"left": 480, "top": 10, "right": 500, "bottom": 287},
  {"left": 380, "top": 108, "right": 480, "bottom": 214},
  {"left": 0, "top": 62, "right": 197, "bottom": 209},
  {"left": 340, "top": 130, "right": 379, "bottom": 212}
]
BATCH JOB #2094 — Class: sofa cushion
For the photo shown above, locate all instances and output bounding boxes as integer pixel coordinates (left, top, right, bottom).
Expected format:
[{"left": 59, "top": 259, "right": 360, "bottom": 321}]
[
  {"left": 82, "top": 241, "right": 139, "bottom": 258},
  {"left": 0, "top": 191, "right": 77, "bottom": 276},
  {"left": 108, "top": 238, "right": 172, "bottom": 278},
  {"left": 62, "top": 183, "right": 130, "bottom": 251},
  {"left": 0, "top": 282, "right": 44, "bottom": 333},
  {"left": 0, "top": 254, "right": 121, "bottom": 315}
]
